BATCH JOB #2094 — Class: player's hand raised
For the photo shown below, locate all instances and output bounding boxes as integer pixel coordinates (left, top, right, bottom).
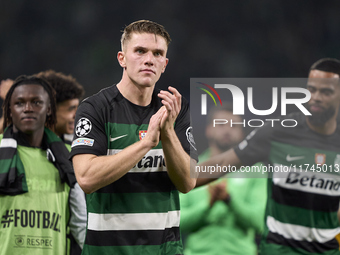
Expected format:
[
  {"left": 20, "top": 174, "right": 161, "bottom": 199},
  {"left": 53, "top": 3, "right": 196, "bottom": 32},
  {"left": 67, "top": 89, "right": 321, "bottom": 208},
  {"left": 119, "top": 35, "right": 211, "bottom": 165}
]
[
  {"left": 143, "top": 106, "right": 166, "bottom": 148},
  {"left": 158, "top": 86, "right": 181, "bottom": 132}
]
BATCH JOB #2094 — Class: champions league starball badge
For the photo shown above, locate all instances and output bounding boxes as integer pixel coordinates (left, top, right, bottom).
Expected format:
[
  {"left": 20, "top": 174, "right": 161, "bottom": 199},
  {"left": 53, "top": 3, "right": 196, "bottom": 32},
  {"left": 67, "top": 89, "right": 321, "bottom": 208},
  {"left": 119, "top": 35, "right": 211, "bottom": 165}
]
[{"left": 75, "top": 118, "right": 92, "bottom": 137}]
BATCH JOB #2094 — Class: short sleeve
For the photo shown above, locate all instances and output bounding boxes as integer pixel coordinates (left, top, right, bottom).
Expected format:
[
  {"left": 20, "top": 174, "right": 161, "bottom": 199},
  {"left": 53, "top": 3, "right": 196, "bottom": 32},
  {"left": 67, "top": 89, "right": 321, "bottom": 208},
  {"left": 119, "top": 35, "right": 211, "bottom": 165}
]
[
  {"left": 69, "top": 99, "right": 108, "bottom": 158},
  {"left": 174, "top": 97, "right": 198, "bottom": 162}
]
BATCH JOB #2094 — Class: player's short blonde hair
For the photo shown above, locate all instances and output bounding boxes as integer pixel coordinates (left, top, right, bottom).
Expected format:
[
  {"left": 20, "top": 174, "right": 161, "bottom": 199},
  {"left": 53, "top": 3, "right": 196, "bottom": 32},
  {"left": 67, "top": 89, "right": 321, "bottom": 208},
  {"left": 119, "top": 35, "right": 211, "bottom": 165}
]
[{"left": 120, "top": 20, "right": 171, "bottom": 51}]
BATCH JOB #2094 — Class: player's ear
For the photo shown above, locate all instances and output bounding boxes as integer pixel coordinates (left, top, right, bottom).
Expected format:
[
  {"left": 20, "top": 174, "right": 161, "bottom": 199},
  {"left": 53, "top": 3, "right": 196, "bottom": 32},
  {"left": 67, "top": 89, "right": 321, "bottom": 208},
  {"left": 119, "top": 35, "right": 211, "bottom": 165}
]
[
  {"left": 161, "top": 58, "right": 169, "bottom": 73},
  {"left": 46, "top": 102, "right": 51, "bottom": 117},
  {"left": 117, "top": 51, "right": 126, "bottom": 69}
]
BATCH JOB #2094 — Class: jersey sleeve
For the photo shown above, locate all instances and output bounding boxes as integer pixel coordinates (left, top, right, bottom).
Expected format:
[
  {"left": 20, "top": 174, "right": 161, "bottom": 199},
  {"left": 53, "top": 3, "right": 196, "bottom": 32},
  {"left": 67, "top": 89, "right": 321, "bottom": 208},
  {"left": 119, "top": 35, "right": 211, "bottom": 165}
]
[
  {"left": 69, "top": 99, "right": 108, "bottom": 158},
  {"left": 233, "top": 123, "right": 272, "bottom": 166},
  {"left": 174, "top": 97, "right": 199, "bottom": 162},
  {"left": 68, "top": 183, "right": 87, "bottom": 248}
]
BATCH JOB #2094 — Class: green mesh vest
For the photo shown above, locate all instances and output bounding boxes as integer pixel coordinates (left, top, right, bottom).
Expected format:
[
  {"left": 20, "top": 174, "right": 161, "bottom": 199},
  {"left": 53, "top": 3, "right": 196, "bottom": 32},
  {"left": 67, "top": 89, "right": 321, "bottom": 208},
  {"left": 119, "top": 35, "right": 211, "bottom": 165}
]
[{"left": 0, "top": 135, "right": 71, "bottom": 255}]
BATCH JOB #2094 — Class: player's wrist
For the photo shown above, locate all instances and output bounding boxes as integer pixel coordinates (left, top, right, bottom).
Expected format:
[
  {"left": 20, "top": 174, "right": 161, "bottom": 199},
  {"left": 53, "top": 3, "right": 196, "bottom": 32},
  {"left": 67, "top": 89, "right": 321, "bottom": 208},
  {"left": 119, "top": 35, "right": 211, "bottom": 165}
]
[
  {"left": 160, "top": 126, "right": 175, "bottom": 138},
  {"left": 140, "top": 136, "right": 159, "bottom": 149}
]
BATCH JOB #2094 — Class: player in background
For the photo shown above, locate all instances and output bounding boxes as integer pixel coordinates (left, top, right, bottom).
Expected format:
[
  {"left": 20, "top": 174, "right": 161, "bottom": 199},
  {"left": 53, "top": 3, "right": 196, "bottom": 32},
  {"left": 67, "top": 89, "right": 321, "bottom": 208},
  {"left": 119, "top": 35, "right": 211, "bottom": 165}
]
[
  {"left": 36, "top": 70, "right": 85, "bottom": 145},
  {"left": 197, "top": 58, "right": 340, "bottom": 254},
  {"left": 0, "top": 75, "right": 86, "bottom": 255},
  {"left": 180, "top": 104, "right": 267, "bottom": 255}
]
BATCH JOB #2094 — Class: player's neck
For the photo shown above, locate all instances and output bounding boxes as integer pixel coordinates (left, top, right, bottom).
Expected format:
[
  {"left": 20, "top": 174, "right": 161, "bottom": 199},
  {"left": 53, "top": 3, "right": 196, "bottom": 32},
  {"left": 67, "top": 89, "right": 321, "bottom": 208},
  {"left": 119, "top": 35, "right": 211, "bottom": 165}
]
[
  {"left": 117, "top": 79, "right": 154, "bottom": 106},
  {"left": 13, "top": 125, "right": 44, "bottom": 147},
  {"left": 306, "top": 117, "right": 337, "bottom": 135}
]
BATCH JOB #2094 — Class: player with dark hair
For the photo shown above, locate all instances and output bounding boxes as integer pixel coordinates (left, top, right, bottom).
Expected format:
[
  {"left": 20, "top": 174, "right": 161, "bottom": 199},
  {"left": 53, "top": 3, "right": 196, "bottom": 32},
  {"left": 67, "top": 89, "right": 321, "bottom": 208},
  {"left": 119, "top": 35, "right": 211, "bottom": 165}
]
[
  {"left": 310, "top": 58, "right": 340, "bottom": 76},
  {"left": 36, "top": 70, "right": 85, "bottom": 144},
  {"left": 2, "top": 75, "right": 57, "bottom": 130},
  {"left": 35, "top": 70, "right": 86, "bottom": 254},
  {"left": 0, "top": 75, "right": 86, "bottom": 254},
  {"left": 70, "top": 20, "right": 198, "bottom": 254},
  {"left": 197, "top": 58, "right": 340, "bottom": 254}
]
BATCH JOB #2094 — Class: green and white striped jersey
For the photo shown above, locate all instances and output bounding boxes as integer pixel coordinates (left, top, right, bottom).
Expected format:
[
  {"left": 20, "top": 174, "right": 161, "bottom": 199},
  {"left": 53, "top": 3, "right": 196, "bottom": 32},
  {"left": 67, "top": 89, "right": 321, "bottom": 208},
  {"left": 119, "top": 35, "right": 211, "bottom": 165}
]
[
  {"left": 70, "top": 84, "right": 197, "bottom": 255},
  {"left": 235, "top": 112, "right": 340, "bottom": 255}
]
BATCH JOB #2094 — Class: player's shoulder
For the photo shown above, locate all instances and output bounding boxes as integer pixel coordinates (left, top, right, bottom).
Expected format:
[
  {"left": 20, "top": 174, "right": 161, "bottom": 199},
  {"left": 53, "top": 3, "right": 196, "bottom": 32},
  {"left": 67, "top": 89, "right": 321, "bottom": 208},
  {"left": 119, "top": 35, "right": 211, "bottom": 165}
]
[
  {"left": 82, "top": 84, "right": 120, "bottom": 105},
  {"left": 79, "top": 84, "right": 122, "bottom": 111}
]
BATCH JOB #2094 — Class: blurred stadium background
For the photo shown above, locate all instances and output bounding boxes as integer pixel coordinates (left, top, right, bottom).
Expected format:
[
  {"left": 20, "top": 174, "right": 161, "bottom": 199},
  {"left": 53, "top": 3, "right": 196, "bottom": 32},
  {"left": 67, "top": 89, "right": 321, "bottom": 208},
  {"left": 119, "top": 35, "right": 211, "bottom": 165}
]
[{"left": 1, "top": 0, "right": 340, "bottom": 100}]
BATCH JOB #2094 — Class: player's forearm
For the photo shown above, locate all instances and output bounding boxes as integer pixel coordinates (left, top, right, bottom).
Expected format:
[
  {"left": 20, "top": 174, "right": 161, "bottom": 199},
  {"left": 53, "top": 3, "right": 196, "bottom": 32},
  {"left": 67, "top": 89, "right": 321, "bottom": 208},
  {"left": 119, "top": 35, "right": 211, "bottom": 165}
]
[
  {"left": 73, "top": 139, "right": 154, "bottom": 194},
  {"left": 161, "top": 129, "right": 197, "bottom": 193}
]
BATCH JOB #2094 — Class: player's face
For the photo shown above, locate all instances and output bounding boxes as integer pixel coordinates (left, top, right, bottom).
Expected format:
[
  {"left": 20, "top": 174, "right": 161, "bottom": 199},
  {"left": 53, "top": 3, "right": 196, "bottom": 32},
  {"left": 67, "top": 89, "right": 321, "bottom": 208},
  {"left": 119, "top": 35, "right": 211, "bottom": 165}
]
[
  {"left": 118, "top": 32, "right": 169, "bottom": 87},
  {"left": 206, "top": 110, "right": 244, "bottom": 151},
  {"left": 306, "top": 70, "right": 340, "bottom": 126},
  {"left": 10, "top": 84, "right": 51, "bottom": 135},
  {"left": 55, "top": 98, "right": 79, "bottom": 136}
]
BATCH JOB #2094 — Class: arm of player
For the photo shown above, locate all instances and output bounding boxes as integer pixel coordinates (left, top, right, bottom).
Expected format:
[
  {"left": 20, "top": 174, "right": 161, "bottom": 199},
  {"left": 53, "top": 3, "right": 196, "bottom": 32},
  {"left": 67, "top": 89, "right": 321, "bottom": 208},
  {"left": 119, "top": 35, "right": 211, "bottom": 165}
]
[
  {"left": 158, "top": 87, "right": 197, "bottom": 193},
  {"left": 72, "top": 107, "right": 166, "bottom": 194},
  {"left": 195, "top": 148, "right": 243, "bottom": 187}
]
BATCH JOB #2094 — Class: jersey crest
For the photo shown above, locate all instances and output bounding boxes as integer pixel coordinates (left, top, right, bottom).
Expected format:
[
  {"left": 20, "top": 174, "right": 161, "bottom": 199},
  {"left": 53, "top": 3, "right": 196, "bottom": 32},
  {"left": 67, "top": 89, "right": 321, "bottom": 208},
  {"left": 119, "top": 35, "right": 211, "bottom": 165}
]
[{"left": 139, "top": 130, "right": 147, "bottom": 140}]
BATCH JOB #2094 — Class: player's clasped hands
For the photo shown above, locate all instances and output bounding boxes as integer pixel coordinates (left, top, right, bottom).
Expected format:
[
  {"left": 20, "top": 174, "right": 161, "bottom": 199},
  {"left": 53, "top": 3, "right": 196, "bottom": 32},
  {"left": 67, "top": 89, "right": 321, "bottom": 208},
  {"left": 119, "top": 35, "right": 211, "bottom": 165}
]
[
  {"left": 158, "top": 86, "right": 182, "bottom": 131},
  {"left": 208, "top": 181, "right": 229, "bottom": 207},
  {"left": 144, "top": 106, "right": 166, "bottom": 148},
  {"left": 144, "top": 86, "right": 182, "bottom": 148}
]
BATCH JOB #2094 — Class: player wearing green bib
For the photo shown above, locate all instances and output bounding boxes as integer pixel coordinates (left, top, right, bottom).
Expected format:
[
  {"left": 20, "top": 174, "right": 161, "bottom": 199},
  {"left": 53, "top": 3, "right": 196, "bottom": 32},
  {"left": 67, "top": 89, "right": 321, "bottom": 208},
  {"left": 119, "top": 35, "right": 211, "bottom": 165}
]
[
  {"left": 0, "top": 75, "right": 86, "bottom": 255},
  {"left": 70, "top": 20, "right": 198, "bottom": 255}
]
